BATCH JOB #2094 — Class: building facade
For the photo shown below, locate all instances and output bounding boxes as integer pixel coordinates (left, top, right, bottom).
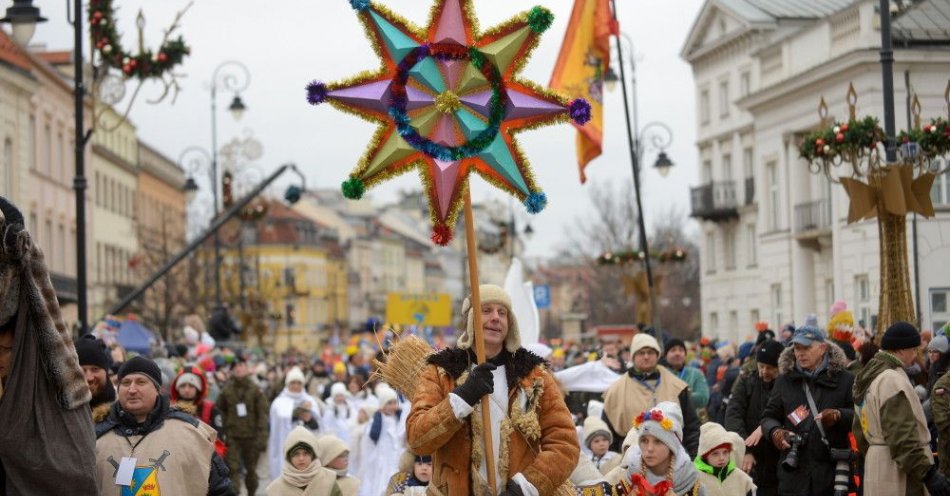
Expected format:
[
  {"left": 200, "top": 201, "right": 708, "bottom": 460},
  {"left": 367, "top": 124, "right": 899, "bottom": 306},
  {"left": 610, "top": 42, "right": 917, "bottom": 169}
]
[{"left": 683, "top": 0, "right": 950, "bottom": 342}]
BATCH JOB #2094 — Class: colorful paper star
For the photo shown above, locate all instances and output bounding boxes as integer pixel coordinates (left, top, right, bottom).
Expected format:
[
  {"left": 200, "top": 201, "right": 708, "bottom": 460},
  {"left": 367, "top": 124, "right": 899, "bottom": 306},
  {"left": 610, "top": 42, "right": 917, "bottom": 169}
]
[{"left": 307, "top": 0, "right": 590, "bottom": 245}]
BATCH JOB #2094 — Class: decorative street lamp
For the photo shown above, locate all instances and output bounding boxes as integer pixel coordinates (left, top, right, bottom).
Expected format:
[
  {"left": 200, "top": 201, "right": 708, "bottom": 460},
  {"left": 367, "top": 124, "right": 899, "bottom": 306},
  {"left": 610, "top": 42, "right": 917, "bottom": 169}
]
[
  {"left": 208, "top": 61, "right": 251, "bottom": 308},
  {"left": 0, "top": 0, "right": 46, "bottom": 46}
]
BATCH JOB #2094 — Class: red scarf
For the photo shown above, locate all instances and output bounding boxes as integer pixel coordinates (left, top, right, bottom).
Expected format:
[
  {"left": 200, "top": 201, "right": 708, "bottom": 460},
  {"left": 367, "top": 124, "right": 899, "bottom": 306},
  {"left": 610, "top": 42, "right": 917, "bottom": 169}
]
[{"left": 629, "top": 473, "right": 673, "bottom": 496}]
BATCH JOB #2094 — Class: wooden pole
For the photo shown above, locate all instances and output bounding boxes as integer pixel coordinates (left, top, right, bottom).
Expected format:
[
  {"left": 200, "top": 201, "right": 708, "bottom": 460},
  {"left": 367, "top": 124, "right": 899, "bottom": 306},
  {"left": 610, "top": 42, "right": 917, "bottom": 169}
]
[{"left": 463, "top": 190, "right": 497, "bottom": 492}]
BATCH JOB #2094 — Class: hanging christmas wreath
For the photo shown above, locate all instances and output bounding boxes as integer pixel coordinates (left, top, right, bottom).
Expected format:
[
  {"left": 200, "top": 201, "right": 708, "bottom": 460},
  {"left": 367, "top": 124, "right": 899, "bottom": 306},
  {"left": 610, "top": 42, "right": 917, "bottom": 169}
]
[{"left": 89, "top": 0, "right": 191, "bottom": 80}]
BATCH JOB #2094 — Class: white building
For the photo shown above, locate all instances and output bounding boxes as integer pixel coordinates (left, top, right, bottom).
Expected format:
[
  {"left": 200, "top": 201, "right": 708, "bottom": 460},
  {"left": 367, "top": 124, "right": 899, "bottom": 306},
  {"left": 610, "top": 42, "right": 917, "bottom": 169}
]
[{"left": 682, "top": 0, "right": 950, "bottom": 342}]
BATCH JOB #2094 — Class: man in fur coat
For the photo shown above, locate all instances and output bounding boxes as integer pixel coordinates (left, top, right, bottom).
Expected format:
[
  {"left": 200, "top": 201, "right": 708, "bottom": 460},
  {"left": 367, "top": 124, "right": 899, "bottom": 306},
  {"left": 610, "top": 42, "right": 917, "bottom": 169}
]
[
  {"left": 407, "top": 284, "right": 579, "bottom": 495},
  {"left": 760, "top": 325, "right": 855, "bottom": 495},
  {"left": 0, "top": 196, "right": 99, "bottom": 494}
]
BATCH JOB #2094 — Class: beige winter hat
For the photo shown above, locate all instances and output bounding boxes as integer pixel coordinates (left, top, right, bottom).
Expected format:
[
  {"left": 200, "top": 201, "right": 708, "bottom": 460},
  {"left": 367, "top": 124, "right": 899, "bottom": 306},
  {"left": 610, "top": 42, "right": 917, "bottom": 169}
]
[
  {"left": 583, "top": 416, "right": 614, "bottom": 447},
  {"left": 457, "top": 284, "right": 521, "bottom": 353},
  {"left": 630, "top": 333, "right": 662, "bottom": 356},
  {"left": 698, "top": 421, "right": 745, "bottom": 462},
  {"left": 315, "top": 435, "right": 349, "bottom": 465}
]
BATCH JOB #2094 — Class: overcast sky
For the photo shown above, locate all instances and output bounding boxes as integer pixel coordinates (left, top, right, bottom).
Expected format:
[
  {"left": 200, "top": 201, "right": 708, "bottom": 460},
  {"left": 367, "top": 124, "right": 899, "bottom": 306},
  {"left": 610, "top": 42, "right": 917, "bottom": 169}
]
[{"left": 30, "top": 0, "right": 706, "bottom": 258}]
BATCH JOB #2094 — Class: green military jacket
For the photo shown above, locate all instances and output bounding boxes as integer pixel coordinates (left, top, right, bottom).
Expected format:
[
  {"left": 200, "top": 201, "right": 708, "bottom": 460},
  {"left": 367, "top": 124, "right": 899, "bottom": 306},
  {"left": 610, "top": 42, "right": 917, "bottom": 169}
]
[{"left": 216, "top": 375, "right": 269, "bottom": 445}]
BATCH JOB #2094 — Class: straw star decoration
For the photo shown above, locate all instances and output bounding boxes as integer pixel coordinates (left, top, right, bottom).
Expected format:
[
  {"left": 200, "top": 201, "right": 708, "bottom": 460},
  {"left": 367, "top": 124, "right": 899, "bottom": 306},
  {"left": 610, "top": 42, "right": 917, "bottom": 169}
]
[{"left": 307, "top": 0, "right": 590, "bottom": 245}]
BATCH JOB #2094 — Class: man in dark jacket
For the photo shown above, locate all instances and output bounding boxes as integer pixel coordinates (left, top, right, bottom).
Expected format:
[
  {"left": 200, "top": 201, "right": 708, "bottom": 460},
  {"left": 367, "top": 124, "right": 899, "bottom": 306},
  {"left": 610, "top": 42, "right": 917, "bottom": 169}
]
[
  {"left": 217, "top": 355, "right": 269, "bottom": 496},
  {"left": 75, "top": 334, "right": 116, "bottom": 418},
  {"left": 726, "top": 339, "right": 784, "bottom": 496},
  {"left": 760, "top": 326, "right": 855, "bottom": 496},
  {"left": 95, "top": 356, "right": 234, "bottom": 495}
]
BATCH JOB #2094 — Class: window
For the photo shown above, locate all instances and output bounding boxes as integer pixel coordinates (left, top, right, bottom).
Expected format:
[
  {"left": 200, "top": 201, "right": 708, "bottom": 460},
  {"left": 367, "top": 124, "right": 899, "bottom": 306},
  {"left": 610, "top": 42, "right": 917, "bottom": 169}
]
[
  {"left": 740, "top": 71, "right": 751, "bottom": 97},
  {"left": 2, "top": 138, "right": 11, "bottom": 197},
  {"left": 724, "top": 228, "right": 736, "bottom": 270},
  {"left": 742, "top": 148, "right": 754, "bottom": 178},
  {"left": 57, "top": 224, "right": 65, "bottom": 272},
  {"left": 29, "top": 213, "right": 37, "bottom": 232},
  {"left": 700, "top": 89, "right": 710, "bottom": 125},
  {"left": 932, "top": 288, "right": 950, "bottom": 332},
  {"left": 729, "top": 311, "right": 738, "bottom": 336},
  {"left": 767, "top": 161, "right": 780, "bottom": 230},
  {"left": 722, "top": 153, "right": 733, "bottom": 181},
  {"left": 96, "top": 243, "right": 102, "bottom": 283},
  {"left": 719, "top": 79, "right": 730, "bottom": 117},
  {"left": 54, "top": 131, "right": 63, "bottom": 182},
  {"left": 702, "top": 160, "right": 712, "bottom": 183},
  {"left": 747, "top": 224, "right": 757, "bottom": 266},
  {"left": 932, "top": 160, "right": 950, "bottom": 206},
  {"left": 709, "top": 312, "right": 719, "bottom": 336},
  {"left": 771, "top": 283, "right": 783, "bottom": 329},
  {"left": 855, "top": 275, "right": 872, "bottom": 328},
  {"left": 28, "top": 115, "right": 35, "bottom": 170},
  {"left": 705, "top": 232, "right": 717, "bottom": 273},
  {"left": 751, "top": 309, "right": 760, "bottom": 327},
  {"left": 43, "top": 124, "right": 52, "bottom": 175}
]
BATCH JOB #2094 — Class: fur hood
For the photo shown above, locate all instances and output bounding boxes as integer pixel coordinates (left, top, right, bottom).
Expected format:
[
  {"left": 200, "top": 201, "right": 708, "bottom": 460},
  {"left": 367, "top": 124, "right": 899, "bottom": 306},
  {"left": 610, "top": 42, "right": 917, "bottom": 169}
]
[
  {"left": 778, "top": 341, "right": 849, "bottom": 376},
  {"left": 426, "top": 347, "right": 546, "bottom": 389}
]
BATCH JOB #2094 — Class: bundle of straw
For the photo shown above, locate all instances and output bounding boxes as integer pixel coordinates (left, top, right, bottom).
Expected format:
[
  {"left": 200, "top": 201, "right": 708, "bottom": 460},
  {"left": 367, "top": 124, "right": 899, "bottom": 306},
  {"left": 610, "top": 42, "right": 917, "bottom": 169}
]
[{"left": 372, "top": 334, "right": 433, "bottom": 399}]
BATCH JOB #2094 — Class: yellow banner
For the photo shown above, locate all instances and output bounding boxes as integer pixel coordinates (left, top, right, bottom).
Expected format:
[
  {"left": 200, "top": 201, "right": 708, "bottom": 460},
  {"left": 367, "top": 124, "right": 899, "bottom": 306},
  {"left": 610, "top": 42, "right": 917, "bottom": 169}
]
[
  {"left": 549, "top": 0, "right": 617, "bottom": 183},
  {"left": 385, "top": 293, "right": 452, "bottom": 326}
]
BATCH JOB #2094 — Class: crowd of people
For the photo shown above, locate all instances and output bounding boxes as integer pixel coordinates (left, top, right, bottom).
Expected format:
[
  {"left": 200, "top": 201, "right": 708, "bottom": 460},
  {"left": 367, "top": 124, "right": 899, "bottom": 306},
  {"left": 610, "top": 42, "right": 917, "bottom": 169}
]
[{"left": 2, "top": 192, "right": 950, "bottom": 496}]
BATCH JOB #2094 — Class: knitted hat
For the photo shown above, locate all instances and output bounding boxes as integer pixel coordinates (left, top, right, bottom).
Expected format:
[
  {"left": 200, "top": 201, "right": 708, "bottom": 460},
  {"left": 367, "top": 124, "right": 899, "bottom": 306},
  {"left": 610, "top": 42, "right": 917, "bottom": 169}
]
[
  {"left": 118, "top": 356, "right": 163, "bottom": 390},
  {"left": 664, "top": 338, "right": 686, "bottom": 354},
  {"left": 738, "top": 342, "right": 755, "bottom": 361},
  {"left": 630, "top": 333, "right": 662, "bottom": 356},
  {"left": 828, "top": 301, "right": 855, "bottom": 341},
  {"left": 755, "top": 329, "right": 776, "bottom": 345},
  {"left": 175, "top": 371, "right": 203, "bottom": 393},
  {"left": 285, "top": 366, "right": 305, "bottom": 386},
  {"left": 376, "top": 384, "right": 398, "bottom": 406},
  {"left": 332, "top": 362, "right": 347, "bottom": 375},
  {"left": 698, "top": 422, "right": 745, "bottom": 461},
  {"left": 283, "top": 426, "right": 319, "bottom": 463},
  {"left": 756, "top": 340, "right": 784, "bottom": 367},
  {"left": 316, "top": 435, "right": 349, "bottom": 465},
  {"left": 928, "top": 335, "right": 949, "bottom": 354},
  {"left": 74, "top": 334, "right": 113, "bottom": 371},
  {"left": 330, "top": 382, "right": 351, "bottom": 399},
  {"left": 634, "top": 401, "right": 684, "bottom": 453},
  {"left": 457, "top": 284, "right": 521, "bottom": 353},
  {"left": 881, "top": 321, "right": 921, "bottom": 351},
  {"left": 583, "top": 416, "right": 613, "bottom": 448}
]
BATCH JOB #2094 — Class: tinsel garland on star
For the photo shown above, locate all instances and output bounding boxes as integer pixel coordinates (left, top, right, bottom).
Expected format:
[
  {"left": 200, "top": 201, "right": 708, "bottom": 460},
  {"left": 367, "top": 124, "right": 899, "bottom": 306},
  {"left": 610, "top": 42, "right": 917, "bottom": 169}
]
[{"left": 307, "top": 0, "right": 591, "bottom": 245}]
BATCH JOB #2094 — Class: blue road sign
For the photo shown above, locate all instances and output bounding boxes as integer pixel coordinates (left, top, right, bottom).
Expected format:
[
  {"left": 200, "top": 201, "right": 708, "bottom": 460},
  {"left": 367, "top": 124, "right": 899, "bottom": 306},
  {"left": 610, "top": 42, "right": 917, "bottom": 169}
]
[{"left": 534, "top": 284, "right": 551, "bottom": 309}]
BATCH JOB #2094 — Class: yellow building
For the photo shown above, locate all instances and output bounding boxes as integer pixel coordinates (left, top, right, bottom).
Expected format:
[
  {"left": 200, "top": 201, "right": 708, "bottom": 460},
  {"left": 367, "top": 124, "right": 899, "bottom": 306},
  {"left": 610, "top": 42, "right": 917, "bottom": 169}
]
[{"left": 219, "top": 200, "right": 347, "bottom": 352}]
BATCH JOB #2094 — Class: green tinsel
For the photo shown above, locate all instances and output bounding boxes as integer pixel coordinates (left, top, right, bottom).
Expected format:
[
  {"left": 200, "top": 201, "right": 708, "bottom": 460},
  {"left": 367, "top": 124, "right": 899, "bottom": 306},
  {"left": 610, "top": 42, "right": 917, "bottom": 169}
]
[
  {"left": 342, "top": 177, "right": 366, "bottom": 199},
  {"left": 526, "top": 6, "right": 554, "bottom": 34}
]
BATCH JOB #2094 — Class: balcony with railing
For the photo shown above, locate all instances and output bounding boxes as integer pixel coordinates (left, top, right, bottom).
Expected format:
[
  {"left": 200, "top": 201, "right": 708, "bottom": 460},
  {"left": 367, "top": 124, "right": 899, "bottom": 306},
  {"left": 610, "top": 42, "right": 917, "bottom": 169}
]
[
  {"left": 794, "top": 198, "right": 832, "bottom": 248},
  {"left": 690, "top": 181, "right": 739, "bottom": 222}
]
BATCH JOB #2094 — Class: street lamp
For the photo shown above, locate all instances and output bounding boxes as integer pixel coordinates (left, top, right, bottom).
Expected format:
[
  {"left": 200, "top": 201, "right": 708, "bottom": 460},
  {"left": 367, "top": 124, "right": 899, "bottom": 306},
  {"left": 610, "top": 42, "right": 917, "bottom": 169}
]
[
  {"left": 0, "top": 0, "right": 46, "bottom": 46},
  {"left": 606, "top": 20, "right": 677, "bottom": 330},
  {"left": 209, "top": 61, "right": 251, "bottom": 308}
]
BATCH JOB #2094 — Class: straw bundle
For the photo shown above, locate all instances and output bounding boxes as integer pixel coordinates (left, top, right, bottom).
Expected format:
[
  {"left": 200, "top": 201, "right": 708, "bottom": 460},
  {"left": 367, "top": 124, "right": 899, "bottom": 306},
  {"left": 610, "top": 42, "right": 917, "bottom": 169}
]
[{"left": 372, "top": 334, "right": 433, "bottom": 399}]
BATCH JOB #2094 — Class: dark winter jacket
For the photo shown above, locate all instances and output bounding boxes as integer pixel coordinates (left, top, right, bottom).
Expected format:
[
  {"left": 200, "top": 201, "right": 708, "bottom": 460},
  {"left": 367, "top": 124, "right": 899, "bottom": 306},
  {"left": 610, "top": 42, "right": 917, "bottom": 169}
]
[
  {"left": 726, "top": 365, "right": 780, "bottom": 491},
  {"left": 760, "top": 343, "right": 855, "bottom": 496}
]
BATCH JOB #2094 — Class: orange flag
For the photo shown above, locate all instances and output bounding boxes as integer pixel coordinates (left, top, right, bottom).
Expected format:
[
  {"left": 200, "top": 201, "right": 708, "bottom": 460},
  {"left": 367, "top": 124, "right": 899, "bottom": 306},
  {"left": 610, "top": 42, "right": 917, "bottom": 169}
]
[{"left": 549, "top": 0, "right": 618, "bottom": 183}]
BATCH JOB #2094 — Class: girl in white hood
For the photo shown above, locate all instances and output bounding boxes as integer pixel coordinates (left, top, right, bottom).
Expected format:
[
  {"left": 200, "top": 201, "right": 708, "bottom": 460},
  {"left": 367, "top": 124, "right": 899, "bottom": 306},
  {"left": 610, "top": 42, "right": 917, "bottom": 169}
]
[
  {"left": 322, "top": 382, "right": 356, "bottom": 444},
  {"left": 266, "top": 425, "right": 341, "bottom": 496},
  {"left": 357, "top": 385, "right": 405, "bottom": 496}
]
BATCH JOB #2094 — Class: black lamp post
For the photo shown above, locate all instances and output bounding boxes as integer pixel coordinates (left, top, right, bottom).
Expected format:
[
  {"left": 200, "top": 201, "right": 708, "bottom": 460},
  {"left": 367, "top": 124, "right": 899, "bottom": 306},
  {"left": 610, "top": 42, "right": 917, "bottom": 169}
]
[
  {"left": 209, "top": 61, "right": 251, "bottom": 308},
  {"left": 603, "top": 19, "right": 676, "bottom": 329}
]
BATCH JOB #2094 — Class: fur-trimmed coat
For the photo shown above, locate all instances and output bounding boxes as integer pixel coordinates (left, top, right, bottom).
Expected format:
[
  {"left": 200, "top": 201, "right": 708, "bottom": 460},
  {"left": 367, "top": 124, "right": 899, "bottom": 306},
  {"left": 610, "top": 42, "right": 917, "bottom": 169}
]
[
  {"left": 406, "top": 348, "right": 579, "bottom": 495},
  {"left": 760, "top": 343, "right": 855, "bottom": 495}
]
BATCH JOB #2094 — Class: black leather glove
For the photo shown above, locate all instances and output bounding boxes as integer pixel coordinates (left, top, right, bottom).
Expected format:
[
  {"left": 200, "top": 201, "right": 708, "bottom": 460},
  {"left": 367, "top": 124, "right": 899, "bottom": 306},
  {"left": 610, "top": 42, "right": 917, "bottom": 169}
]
[
  {"left": 925, "top": 465, "right": 950, "bottom": 496},
  {"left": 500, "top": 480, "right": 525, "bottom": 496},
  {"left": 452, "top": 362, "right": 497, "bottom": 406}
]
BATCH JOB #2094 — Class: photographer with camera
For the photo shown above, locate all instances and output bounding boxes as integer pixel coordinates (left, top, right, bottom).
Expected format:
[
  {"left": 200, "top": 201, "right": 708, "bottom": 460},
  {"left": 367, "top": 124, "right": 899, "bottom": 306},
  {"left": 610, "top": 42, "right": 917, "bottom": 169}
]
[
  {"left": 853, "top": 322, "right": 950, "bottom": 496},
  {"left": 760, "top": 325, "right": 856, "bottom": 495}
]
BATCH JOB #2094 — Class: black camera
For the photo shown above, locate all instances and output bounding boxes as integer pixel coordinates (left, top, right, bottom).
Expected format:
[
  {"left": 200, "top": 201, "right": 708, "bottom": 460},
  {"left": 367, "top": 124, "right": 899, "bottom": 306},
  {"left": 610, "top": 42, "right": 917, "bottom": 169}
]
[{"left": 782, "top": 433, "right": 804, "bottom": 470}]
